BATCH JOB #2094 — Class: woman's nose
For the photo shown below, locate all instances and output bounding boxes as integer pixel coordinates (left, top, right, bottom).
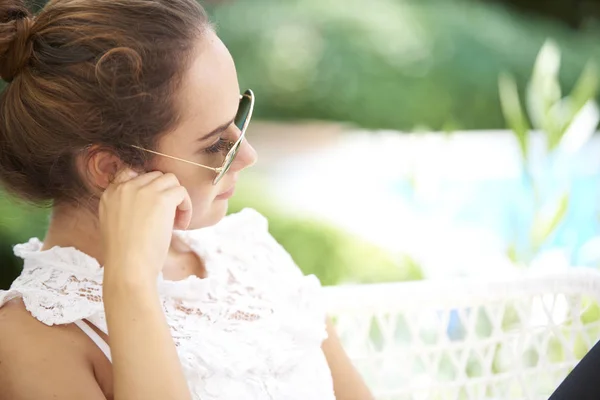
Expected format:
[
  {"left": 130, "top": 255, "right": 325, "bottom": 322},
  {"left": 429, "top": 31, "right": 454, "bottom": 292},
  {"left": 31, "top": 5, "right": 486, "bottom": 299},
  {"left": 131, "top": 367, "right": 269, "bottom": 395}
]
[{"left": 230, "top": 139, "right": 257, "bottom": 172}]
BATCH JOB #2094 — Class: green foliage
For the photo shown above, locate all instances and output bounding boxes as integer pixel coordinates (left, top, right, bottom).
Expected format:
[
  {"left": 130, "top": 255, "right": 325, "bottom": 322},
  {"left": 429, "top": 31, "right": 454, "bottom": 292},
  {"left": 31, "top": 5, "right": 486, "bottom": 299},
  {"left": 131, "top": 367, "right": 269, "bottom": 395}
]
[
  {"left": 0, "top": 193, "right": 49, "bottom": 289},
  {"left": 581, "top": 298, "right": 600, "bottom": 325},
  {"left": 499, "top": 40, "right": 599, "bottom": 263},
  {"left": 499, "top": 72, "right": 530, "bottom": 160},
  {"left": 0, "top": 176, "right": 422, "bottom": 289},
  {"left": 530, "top": 192, "right": 570, "bottom": 253},
  {"left": 502, "top": 40, "right": 600, "bottom": 156},
  {"left": 525, "top": 41, "right": 599, "bottom": 150},
  {"left": 227, "top": 176, "right": 423, "bottom": 285},
  {"left": 208, "top": 0, "right": 600, "bottom": 131},
  {"left": 8, "top": 0, "right": 600, "bottom": 132}
]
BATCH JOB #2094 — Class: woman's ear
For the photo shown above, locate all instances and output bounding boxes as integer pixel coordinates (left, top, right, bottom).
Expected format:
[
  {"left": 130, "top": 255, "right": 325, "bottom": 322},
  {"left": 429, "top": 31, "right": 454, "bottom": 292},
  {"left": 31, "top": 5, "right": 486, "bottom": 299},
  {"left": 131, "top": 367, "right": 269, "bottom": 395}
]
[{"left": 77, "top": 145, "right": 128, "bottom": 191}]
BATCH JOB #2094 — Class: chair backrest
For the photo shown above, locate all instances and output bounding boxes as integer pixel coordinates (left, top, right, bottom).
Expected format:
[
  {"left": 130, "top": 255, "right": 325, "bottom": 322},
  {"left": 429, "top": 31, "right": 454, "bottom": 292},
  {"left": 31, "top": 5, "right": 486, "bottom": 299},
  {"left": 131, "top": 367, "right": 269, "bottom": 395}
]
[{"left": 323, "top": 269, "right": 600, "bottom": 400}]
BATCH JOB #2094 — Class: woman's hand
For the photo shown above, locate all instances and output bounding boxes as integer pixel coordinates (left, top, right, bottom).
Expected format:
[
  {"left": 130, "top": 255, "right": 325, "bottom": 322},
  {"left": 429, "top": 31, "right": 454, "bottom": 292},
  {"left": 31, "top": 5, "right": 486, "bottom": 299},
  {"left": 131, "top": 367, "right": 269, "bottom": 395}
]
[
  {"left": 99, "top": 168, "right": 192, "bottom": 286},
  {"left": 99, "top": 169, "right": 194, "bottom": 400}
]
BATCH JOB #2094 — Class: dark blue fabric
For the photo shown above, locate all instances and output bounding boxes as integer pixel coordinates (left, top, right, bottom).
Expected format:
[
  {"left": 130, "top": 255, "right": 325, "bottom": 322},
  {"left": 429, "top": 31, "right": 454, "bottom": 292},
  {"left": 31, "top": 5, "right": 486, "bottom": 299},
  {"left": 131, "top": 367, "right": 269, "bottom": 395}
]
[{"left": 549, "top": 340, "right": 600, "bottom": 400}]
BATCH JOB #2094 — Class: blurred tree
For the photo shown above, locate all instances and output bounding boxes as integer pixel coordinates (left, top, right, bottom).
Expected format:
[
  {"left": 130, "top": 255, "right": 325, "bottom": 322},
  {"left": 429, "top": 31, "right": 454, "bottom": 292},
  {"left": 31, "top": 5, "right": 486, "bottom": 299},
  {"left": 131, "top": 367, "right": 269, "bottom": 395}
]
[
  {"left": 0, "top": 230, "right": 22, "bottom": 290},
  {"left": 28, "top": 0, "right": 45, "bottom": 12},
  {"left": 8, "top": 0, "right": 600, "bottom": 130},
  {"left": 484, "top": 0, "right": 600, "bottom": 29},
  {"left": 209, "top": 0, "right": 600, "bottom": 131},
  {"left": 0, "top": 193, "right": 49, "bottom": 290}
]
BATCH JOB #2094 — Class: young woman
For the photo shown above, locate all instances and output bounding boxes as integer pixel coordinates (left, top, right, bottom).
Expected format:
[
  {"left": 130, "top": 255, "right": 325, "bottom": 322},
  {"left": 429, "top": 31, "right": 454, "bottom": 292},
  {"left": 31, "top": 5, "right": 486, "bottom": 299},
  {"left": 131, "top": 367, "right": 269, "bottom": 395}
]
[{"left": 0, "top": 1, "right": 374, "bottom": 399}]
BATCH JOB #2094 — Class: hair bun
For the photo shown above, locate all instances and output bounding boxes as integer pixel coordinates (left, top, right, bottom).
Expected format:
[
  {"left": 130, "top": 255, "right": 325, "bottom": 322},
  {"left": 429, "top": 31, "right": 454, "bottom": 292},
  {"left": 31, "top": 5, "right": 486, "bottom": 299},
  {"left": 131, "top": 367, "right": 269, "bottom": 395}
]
[{"left": 0, "top": 1, "right": 35, "bottom": 83}]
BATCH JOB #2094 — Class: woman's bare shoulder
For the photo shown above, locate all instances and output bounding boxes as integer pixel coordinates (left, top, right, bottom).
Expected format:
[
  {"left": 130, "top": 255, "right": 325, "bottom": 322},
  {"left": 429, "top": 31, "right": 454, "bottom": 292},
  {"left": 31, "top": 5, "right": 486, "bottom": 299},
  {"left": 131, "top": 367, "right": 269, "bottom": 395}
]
[
  {"left": 0, "top": 298, "right": 107, "bottom": 400},
  {"left": 0, "top": 297, "right": 42, "bottom": 326},
  {"left": 0, "top": 297, "right": 76, "bottom": 340}
]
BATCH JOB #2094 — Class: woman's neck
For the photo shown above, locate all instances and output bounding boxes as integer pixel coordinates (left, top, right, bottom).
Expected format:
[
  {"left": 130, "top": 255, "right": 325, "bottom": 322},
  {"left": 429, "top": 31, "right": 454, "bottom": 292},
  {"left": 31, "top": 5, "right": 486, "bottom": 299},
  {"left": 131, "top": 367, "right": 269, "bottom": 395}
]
[
  {"left": 41, "top": 204, "right": 205, "bottom": 280},
  {"left": 42, "top": 204, "right": 105, "bottom": 263}
]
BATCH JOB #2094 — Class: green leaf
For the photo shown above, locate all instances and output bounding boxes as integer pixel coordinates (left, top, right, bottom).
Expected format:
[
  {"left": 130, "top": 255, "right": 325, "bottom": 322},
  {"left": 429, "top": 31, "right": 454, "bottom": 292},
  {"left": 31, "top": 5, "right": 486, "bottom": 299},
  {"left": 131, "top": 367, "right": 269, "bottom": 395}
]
[
  {"left": 526, "top": 40, "right": 564, "bottom": 150},
  {"left": 526, "top": 40, "right": 562, "bottom": 130},
  {"left": 505, "top": 241, "right": 519, "bottom": 264},
  {"left": 566, "top": 61, "right": 599, "bottom": 124},
  {"left": 498, "top": 73, "right": 530, "bottom": 162},
  {"left": 530, "top": 193, "right": 569, "bottom": 251},
  {"left": 581, "top": 299, "right": 600, "bottom": 325},
  {"left": 550, "top": 62, "right": 599, "bottom": 149}
]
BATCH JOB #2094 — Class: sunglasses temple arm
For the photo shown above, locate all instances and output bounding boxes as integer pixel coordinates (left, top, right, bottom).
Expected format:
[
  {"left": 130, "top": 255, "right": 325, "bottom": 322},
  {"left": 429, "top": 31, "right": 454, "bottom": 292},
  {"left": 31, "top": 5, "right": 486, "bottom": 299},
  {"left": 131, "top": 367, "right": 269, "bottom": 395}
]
[{"left": 131, "top": 145, "right": 222, "bottom": 173}]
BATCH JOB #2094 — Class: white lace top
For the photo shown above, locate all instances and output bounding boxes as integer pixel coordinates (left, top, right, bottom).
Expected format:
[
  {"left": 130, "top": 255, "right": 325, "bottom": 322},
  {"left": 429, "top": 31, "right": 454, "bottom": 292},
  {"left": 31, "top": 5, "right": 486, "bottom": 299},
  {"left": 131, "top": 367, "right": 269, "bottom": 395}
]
[{"left": 0, "top": 208, "right": 336, "bottom": 400}]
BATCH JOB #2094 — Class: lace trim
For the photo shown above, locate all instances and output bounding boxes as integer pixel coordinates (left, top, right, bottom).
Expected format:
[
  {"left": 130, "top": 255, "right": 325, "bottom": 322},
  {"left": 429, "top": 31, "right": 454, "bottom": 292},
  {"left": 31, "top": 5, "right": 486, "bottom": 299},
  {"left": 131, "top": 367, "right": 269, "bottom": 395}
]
[
  {"left": 1, "top": 238, "right": 105, "bottom": 325},
  {"left": 0, "top": 208, "right": 329, "bottom": 380}
]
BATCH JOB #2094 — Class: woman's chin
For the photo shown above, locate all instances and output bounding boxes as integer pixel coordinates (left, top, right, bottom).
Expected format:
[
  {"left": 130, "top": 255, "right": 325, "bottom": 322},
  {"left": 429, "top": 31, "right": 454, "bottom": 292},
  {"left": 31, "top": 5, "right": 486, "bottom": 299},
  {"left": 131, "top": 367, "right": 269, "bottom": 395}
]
[{"left": 185, "top": 201, "right": 229, "bottom": 230}]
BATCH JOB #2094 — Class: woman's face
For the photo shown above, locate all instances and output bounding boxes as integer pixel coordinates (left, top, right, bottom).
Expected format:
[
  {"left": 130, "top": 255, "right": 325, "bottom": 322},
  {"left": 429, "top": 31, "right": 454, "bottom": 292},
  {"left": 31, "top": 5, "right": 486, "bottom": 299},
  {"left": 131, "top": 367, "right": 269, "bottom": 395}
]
[{"left": 153, "top": 30, "right": 257, "bottom": 229}]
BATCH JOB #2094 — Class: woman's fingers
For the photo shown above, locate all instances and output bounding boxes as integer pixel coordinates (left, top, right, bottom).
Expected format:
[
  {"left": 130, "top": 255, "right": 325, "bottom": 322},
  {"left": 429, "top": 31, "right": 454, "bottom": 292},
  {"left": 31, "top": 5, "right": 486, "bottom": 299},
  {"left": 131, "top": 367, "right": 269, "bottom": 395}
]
[
  {"left": 105, "top": 167, "right": 193, "bottom": 230},
  {"left": 111, "top": 168, "right": 139, "bottom": 185},
  {"left": 145, "top": 172, "right": 181, "bottom": 192},
  {"left": 128, "top": 170, "right": 164, "bottom": 187},
  {"left": 100, "top": 168, "right": 194, "bottom": 279},
  {"left": 164, "top": 185, "right": 193, "bottom": 230}
]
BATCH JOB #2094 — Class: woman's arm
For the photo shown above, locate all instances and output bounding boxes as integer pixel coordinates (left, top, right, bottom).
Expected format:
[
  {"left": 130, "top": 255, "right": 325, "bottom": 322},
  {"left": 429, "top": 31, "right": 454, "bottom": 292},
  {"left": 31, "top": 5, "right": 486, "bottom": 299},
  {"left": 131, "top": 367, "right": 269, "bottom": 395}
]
[
  {"left": 0, "top": 167, "right": 193, "bottom": 400},
  {"left": 322, "top": 317, "right": 375, "bottom": 400},
  {"left": 103, "top": 277, "right": 191, "bottom": 400},
  {"left": 99, "top": 169, "right": 195, "bottom": 400}
]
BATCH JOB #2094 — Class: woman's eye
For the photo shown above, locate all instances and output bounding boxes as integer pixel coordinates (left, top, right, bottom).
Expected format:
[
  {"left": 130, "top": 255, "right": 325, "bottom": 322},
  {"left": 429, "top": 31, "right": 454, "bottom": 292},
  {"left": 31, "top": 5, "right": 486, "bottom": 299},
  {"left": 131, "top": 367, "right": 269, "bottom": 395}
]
[{"left": 204, "top": 138, "right": 230, "bottom": 154}]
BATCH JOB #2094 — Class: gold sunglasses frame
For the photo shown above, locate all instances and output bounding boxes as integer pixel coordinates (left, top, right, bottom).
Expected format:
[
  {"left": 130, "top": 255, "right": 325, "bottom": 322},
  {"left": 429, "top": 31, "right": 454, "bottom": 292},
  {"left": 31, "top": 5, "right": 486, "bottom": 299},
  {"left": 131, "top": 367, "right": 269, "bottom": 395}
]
[{"left": 131, "top": 89, "right": 255, "bottom": 185}]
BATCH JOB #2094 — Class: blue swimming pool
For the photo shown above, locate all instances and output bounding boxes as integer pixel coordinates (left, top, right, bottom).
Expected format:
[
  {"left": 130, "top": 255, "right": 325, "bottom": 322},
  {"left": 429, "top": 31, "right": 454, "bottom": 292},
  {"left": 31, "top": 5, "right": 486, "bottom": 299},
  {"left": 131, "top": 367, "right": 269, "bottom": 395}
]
[{"left": 391, "top": 172, "right": 600, "bottom": 267}]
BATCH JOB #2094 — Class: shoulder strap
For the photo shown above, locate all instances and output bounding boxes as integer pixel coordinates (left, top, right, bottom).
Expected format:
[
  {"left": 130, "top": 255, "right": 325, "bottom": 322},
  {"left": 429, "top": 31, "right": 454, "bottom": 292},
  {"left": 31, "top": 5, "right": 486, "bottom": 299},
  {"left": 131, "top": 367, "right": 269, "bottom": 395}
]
[{"left": 74, "top": 319, "right": 112, "bottom": 363}]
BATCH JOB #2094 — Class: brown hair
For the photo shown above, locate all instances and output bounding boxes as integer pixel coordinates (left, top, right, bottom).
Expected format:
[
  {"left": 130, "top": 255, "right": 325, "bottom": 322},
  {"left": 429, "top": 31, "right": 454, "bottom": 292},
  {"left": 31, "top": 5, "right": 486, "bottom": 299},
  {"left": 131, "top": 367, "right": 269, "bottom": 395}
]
[{"left": 0, "top": 0, "right": 209, "bottom": 205}]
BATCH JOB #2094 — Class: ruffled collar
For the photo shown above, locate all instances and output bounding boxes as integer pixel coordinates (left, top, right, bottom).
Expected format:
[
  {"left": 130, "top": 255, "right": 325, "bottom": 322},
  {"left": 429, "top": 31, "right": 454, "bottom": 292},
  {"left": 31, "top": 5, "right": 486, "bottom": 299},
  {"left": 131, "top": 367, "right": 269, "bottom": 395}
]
[
  {"left": 2, "top": 208, "right": 331, "bottom": 396},
  {"left": 12, "top": 222, "right": 232, "bottom": 301},
  {"left": 14, "top": 237, "right": 104, "bottom": 275}
]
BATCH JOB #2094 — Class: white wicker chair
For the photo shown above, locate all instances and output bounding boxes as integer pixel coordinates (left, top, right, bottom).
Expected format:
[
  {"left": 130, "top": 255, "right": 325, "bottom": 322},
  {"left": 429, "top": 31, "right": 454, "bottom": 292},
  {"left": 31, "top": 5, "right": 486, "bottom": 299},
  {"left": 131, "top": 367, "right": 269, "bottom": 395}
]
[{"left": 324, "top": 269, "right": 600, "bottom": 400}]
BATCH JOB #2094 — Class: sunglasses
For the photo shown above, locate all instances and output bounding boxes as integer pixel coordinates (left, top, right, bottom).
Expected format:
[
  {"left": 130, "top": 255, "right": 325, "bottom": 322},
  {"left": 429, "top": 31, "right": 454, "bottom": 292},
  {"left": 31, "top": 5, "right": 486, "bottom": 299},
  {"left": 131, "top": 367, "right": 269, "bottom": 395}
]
[{"left": 131, "top": 89, "right": 255, "bottom": 185}]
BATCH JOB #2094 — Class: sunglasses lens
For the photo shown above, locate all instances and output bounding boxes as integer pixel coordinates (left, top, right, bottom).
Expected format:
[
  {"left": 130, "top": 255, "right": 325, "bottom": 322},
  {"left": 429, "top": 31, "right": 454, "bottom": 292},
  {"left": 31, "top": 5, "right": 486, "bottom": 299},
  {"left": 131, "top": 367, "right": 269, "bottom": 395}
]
[
  {"left": 214, "top": 90, "right": 253, "bottom": 185},
  {"left": 214, "top": 140, "right": 242, "bottom": 184},
  {"left": 235, "top": 93, "right": 252, "bottom": 130}
]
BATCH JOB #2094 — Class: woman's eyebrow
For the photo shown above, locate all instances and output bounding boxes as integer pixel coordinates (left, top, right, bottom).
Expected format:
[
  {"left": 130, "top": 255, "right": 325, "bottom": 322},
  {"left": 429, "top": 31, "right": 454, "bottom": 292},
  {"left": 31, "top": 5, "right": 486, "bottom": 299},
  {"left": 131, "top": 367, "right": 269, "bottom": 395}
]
[{"left": 197, "top": 116, "right": 235, "bottom": 142}]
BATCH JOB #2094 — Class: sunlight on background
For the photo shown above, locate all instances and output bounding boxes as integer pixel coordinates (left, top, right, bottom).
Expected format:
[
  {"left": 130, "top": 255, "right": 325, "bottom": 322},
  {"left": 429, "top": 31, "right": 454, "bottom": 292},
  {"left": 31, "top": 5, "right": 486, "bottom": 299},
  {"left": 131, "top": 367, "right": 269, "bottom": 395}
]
[
  {"left": 2, "top": 0, "right": 600, "bottom": 288},
  {"left": 2, "top": 1, "right": 600, "bottom": 398},
  {"left": 216, "top": 0, "right": 600, "bottom": 284}
]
